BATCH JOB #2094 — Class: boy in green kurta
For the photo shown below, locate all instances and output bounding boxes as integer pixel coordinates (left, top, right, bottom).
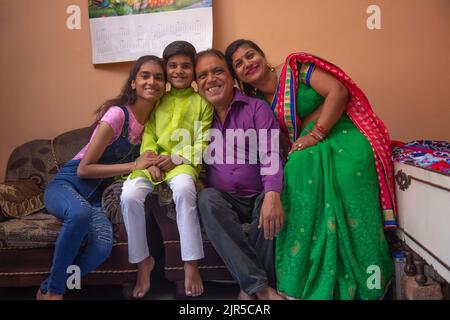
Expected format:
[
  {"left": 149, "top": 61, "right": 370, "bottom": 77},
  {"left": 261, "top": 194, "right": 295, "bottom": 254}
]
[{"left": 121, "top": 41, "right": 213, "bottom": 299}]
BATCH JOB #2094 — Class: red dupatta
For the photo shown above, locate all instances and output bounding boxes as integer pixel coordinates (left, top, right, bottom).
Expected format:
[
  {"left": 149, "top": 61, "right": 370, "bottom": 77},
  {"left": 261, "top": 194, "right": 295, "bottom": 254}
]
[{"left": 272, "top": 52, "right": 397, "bottom": 228}]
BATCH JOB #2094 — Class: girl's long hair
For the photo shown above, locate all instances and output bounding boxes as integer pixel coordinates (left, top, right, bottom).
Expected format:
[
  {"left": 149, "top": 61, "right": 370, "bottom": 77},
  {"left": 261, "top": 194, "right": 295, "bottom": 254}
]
[{"left": 94, "top": 55, "right": 166, "bottom": 121}]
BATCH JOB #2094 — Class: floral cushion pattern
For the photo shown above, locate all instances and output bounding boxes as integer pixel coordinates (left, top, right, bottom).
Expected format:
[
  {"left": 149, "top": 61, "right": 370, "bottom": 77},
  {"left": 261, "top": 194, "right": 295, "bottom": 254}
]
[
  {"left": 102, "top": 179, "right": 126, "bottom": 225},
  {"left": 0, "top": 180, "right": 45, "bottom": 220}
]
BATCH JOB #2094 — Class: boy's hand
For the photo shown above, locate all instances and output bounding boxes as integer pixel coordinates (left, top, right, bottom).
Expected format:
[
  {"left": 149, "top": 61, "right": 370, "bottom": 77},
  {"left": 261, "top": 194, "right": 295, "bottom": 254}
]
[
  {"left": 148, "top": 165, "right": 164, "bottom": 182},
  {"left": 155, "top": 155, "right": 178, "bottom": 172},
  {"left": 142, "top": 150, "right": 158, "bottom": 159}
]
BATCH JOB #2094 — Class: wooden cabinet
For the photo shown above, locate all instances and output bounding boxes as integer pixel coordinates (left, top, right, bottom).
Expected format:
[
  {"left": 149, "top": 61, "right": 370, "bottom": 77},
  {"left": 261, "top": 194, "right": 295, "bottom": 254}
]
[{"left": 394, "top": 161, "right": 450, "bottom": 283}]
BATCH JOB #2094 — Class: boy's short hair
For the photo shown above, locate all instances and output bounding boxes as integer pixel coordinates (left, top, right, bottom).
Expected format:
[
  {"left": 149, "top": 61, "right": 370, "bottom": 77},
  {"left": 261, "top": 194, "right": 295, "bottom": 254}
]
[{"left": 163, "top": 41, "right": 197, "bottom": 65}]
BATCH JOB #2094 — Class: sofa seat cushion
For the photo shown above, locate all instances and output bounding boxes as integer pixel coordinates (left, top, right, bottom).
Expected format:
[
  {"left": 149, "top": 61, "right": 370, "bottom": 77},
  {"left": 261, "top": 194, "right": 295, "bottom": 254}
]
[
  {"left": 0, "top": 180, "right": 45, "bottom": 221},
  {"left": 0, "top": 210, "right": 128, "bottom": 249},
  {"left": 0, "top": 210, "right": 61, "bottom": 249}
]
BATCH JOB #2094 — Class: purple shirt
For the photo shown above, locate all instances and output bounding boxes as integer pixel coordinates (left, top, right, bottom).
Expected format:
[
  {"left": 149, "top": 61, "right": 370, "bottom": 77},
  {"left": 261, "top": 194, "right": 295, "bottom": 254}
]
[{"left": 205, "top": 89, "right": 283, "bottom": 197}]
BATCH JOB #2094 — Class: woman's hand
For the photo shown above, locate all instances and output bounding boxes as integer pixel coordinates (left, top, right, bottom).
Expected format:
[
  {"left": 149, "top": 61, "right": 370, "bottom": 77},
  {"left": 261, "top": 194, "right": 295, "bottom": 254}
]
[
  {"left": 289, "top": 134, "right": 318, "bottom": 154},
  {"left": 148, "top": 165, "right": 164, "bottom": 182}
]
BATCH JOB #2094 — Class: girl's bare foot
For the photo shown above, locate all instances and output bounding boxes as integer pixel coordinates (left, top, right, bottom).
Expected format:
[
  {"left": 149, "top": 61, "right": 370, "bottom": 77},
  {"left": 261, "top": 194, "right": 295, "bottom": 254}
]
[
  {"left": 184, "top": 260, "right": 203, "bottom": 297},
  {"left": 36, "top": 288, "right": 63, "bottom": 300},
  {"left": 237, "top": 290, "right": 257, "bottom": 300},
  {"left": 133, "top": 256, "right": 155, "bottom": 299}
]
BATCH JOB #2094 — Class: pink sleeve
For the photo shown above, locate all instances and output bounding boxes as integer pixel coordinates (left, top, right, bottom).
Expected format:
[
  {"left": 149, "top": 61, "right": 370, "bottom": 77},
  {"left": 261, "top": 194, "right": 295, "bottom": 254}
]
[{"left": 99, "top": 106, "right": 125, "bottom": 142}]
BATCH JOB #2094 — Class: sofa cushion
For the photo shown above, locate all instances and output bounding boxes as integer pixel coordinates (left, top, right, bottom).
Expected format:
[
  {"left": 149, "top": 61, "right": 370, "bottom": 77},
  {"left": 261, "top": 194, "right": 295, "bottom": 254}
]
[
  {"left": 0, "top": 210, "right": 61, "bottom": 248},
  {"left": 0, "top": 211, "right": 129, "bottom": 249},
  {"left": 102, "top": 179, "right": 126, "bottom": 224},
  {"left": 4, "top": 126, "right": 94, "bottom": 190},
  {"left": 52, "top": 126, "right": 94, "bottom": 169},
  {"left": 0, "top": 180, "right": 45, "bottom": 220},
  {"left": 5, "top": 139, "right": 54, "bottom": 189}
]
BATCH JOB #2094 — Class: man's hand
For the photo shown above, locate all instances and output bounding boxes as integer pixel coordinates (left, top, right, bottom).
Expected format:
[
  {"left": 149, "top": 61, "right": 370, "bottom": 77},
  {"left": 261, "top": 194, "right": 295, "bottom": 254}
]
[
  {"left": 148, "top": 165, "right": 164, "bottom": 182},
  {"left": 258, "top": 192, "right": 285, "bottom": 240}
]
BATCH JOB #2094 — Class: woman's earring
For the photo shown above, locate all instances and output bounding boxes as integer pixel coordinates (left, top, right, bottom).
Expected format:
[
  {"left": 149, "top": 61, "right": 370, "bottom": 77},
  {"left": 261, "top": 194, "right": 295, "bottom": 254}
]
[
  {"left": 166, "top": 82, "right": 171, "bottom": 92},
  {"left": 267, "top": 63, "right": 275, "bottom": 72}
]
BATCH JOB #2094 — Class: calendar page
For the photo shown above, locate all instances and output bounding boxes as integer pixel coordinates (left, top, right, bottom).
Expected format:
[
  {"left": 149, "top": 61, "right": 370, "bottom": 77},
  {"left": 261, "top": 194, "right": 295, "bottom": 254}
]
[{"left": 88, "top": 0, "right": 213, "bottom": 64}]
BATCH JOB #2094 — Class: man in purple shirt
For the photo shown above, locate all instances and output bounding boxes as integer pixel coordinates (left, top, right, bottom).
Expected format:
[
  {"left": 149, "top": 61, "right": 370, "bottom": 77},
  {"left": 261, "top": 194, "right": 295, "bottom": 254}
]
[{"left": 195, "top": 49, "right": 285, "bottom": 300}]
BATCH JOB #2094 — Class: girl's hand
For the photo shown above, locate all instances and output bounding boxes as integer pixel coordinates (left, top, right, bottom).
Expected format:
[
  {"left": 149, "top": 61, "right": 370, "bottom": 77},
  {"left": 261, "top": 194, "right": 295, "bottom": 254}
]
[
  {"left": 289, "top": 134, "right": 318, "bottom": 154},
  {"left": 135, "top": 151, "right": 158, "bottom": 170},
  {"left": 148, "top": 166, "right": 164, "bottom": 182}
]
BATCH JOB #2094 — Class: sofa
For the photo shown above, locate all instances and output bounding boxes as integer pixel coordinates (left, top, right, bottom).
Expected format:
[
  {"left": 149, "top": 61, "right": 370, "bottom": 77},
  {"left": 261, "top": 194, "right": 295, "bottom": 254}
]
[
  {"left": 0, "top": 125, "right": 232, "bottom": 299},
  {"left": 0, "top": 125, "right": 143, "bottom": 298}
]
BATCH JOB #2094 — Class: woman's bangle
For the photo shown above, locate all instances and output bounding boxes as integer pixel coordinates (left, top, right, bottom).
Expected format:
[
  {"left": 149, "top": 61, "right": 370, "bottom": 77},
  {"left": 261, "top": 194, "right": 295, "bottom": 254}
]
[
  {"left": 306, "top": 128, "right": 325, "bottom": 141},
  {"left": 132, "top": 160, "right": 137, "bottom": 171},
  {"left": 314, "top": 122, "right": 329, "bottom": 135}
]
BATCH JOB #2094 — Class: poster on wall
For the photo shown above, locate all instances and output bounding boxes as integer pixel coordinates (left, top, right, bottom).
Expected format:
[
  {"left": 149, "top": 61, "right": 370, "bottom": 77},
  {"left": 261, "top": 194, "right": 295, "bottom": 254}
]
[{"left": 88, "top": 0, "right": 213, "bottom": 64}]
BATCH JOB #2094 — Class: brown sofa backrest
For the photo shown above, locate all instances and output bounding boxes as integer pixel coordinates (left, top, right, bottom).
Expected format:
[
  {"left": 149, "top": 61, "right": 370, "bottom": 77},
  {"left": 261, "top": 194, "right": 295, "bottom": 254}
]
[{"left": 5, "top": 126, "right": 94, "bottom": 189}]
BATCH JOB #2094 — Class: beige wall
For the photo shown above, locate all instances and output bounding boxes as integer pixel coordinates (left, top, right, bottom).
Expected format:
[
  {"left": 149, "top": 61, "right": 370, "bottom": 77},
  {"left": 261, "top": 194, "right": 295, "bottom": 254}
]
[{"left": 1, "top": 0, "right": 449, "bottom": 181}]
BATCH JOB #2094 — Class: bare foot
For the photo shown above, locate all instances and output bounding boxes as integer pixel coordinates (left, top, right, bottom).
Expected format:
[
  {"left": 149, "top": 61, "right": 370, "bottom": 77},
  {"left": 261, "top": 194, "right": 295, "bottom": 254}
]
[
  {"left": 237, "top": 290, "right": 257, "bottom": 300},
  {"left": 132, "top": 256, "right": 155, "bottom": 299},
  {"left": 255, "top": 286, "right": 285, "bottom": 300},
  {"left": 36, "top": 288, "right": 63, "bottom": 300},
  {"left": 184, "top": 261, "right": 204, "bottom": 297}
]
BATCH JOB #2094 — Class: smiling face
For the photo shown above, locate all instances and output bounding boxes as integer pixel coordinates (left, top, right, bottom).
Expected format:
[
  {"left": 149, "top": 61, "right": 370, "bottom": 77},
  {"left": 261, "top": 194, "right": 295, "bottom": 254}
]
[
  {"left": 131, "top": 61, "right": 166, "bottom": 103},
  {"left": 195, "top": 53, "right": 235, "bottom": 109},
  {"left": 166, "top": 54, "right": 194, "bottom": 89},
  {"left": 231, "top": 44, "right": 268, "bottom": 86}
]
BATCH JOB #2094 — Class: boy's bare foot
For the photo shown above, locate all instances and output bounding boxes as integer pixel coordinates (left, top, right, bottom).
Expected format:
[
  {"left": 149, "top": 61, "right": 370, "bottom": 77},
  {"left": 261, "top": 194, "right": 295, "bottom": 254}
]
[
  {"left": 255, "top": 286, "right": 285, "bottom": 300},
  {"left": 184, "top": 260, "right": 203, "bottom": 297},
  {"left": 35, "top": 288, "right": 63, "bottom": 300},
  {"left": 133, "top": 255, "right": 155, "bottom": 299},
  {"left": 237, "top": 290, "right": 257, "bottom": 300}
]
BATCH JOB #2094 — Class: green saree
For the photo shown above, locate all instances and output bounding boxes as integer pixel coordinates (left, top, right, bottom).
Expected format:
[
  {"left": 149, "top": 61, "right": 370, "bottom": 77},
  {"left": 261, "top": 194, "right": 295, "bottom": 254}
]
[{"left": 275, "top": 81, "right": 394, "bottom": 300}]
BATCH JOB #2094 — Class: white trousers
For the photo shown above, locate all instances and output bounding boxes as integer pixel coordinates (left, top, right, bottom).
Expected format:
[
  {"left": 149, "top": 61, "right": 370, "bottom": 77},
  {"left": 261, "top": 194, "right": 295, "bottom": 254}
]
[{"left": 120, "top": 174, "right": 204, "bottom": 263}]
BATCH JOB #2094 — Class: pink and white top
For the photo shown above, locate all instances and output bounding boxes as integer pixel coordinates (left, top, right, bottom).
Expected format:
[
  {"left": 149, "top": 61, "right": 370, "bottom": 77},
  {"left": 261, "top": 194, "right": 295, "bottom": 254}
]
[{"left": 73, "top": 105, "right": 144, "bottom": 160}]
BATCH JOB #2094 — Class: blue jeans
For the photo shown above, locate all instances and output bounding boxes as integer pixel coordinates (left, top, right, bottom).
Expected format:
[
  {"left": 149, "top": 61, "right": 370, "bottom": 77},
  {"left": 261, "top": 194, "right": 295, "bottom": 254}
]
[
  {"left": 40, "top": 179, "right": 113, "bottom": 295},
  {"left": 40, "top": 106, "right": 138, "bottom": 295}
]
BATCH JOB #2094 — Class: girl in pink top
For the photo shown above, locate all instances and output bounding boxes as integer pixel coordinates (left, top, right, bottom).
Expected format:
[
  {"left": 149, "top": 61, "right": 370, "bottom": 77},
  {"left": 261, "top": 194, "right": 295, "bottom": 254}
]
[{"left": 37, "top": 56, "right": 166, "bottom": 300}]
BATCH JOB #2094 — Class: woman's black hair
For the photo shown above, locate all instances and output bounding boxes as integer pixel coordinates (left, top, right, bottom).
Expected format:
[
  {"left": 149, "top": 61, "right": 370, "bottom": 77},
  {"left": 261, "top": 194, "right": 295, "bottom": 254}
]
[
  {"left": 94, "top": 55, "right": 165, "bottom": 121},
  {"left": 224, "top": 39, "right": 266, "bottom": 96},
  {"left": 163, "top": 40, "right": 197, "bottom": 65}
]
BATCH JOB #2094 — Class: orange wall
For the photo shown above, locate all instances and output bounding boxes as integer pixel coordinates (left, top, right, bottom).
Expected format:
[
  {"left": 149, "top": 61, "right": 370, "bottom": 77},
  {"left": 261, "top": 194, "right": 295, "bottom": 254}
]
[{"left": 1, "top": 0, "right": 449, "bottom": 181}]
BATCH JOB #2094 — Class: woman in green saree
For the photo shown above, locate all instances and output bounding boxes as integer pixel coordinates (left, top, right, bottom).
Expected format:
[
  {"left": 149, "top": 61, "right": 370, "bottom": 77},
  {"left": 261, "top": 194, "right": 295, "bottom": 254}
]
[{"left": 225, "top": 39, "right": 396, "bottom": 300}]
